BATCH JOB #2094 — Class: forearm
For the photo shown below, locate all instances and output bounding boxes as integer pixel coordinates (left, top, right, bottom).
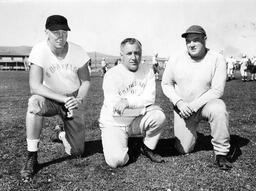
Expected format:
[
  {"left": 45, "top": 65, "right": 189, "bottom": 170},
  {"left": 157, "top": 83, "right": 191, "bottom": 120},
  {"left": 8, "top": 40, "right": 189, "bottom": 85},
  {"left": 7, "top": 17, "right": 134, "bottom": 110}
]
[
  {"left": 76, "top": 81, "right": 90, "bottom": 101},
  {"left": 126, "top": 75, "right": 156, "bottom": 108},
  {"left": 189, "top": 88, "right": 224, "bottom": 112},
  {"left": 161, "top": 61, "right": 182, "bottom": 105},
  {"left": 126, "top": 94, "right": 155, "bottom": 108},
  {"left": 161, "top": 82, "right": 182, "bottom": 106}
]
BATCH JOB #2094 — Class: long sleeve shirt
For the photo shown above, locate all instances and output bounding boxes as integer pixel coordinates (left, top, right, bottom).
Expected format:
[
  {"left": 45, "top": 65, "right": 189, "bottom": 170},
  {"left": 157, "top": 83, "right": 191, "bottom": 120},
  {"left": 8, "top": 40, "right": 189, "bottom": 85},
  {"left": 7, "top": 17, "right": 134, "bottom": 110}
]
[
  {"left": 161, "top": 49, "right": 227, "bottom": 112},
  {"left": 99, "top": 63, "right": 156, "bottom": 127}
]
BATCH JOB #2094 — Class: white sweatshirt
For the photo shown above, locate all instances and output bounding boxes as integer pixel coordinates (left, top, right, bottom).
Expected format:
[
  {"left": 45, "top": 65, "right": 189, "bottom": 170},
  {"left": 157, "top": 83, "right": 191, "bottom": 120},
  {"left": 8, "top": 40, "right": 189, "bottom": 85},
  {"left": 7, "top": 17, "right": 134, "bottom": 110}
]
[
  {"left": 161, "top": 49, "right": 227, "bottom": 112},
  {"left": 99, "top": 63, "right": 156, "bottom": 127}
]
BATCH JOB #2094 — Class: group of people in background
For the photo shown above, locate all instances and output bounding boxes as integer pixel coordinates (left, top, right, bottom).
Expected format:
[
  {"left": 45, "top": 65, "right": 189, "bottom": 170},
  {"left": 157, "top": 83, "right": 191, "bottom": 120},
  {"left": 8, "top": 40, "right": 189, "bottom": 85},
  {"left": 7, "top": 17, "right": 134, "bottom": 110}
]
[
  {"left": 226, "top": 54, "right": 256, "bottom": 82},
  {"left": 21, "top": 15, "right": 234, "bottom": 182}
]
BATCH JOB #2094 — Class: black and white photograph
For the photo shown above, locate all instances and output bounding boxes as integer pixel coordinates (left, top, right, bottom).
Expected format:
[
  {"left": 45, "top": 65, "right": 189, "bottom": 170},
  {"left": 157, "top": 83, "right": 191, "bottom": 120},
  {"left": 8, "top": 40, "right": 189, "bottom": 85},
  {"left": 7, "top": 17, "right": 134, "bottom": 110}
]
[{"left": 0, "top": 0, "right": 255, "bottom": 190}]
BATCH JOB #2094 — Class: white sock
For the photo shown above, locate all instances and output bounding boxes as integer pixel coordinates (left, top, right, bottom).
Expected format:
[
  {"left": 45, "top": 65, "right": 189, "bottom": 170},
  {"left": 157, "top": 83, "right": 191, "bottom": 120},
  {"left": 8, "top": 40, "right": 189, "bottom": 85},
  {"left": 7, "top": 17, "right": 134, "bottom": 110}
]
[
  {"left": 58, "top": 131, "right": 71, "bottom": 155},
  {"left": 27, "top": 139, "right": 40, "bottom": 152}
]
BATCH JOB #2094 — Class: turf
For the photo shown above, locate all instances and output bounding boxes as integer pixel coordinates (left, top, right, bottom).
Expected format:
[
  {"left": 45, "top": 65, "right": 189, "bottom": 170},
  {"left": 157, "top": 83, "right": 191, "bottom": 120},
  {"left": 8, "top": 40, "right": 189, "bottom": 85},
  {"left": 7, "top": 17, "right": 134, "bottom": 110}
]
[{"left": 0, "top": 70, "right": 255, "bottom": 191}]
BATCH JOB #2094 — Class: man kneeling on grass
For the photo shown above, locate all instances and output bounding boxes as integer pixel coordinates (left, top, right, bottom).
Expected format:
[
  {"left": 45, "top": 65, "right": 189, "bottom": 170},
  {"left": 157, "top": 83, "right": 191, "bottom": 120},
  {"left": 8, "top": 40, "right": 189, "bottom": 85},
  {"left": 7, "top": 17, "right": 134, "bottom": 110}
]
[
  {"left": 161, "top": 25, "right": 232, "bottom": 171},
  {"left": 99, "top": 38, "right": 166, "bottom": 168},
  {"left": 20, "top": 15, "right": 91, "bottom": 181}
]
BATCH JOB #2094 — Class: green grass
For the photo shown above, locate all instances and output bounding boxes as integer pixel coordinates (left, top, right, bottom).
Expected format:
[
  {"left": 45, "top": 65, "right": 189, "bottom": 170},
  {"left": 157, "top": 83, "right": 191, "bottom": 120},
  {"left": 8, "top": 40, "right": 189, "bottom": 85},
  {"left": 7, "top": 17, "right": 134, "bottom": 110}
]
[{"left": 0, "top": 70, "right": 255, "bottom": 191}]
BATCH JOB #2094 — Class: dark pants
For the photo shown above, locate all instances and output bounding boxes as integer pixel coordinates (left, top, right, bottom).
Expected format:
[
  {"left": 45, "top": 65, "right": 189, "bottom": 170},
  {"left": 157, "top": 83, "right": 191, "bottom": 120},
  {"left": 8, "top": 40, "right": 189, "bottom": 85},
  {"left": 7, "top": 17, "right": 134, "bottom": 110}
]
[{"left": 28, "top": 92, "right": 86, "bottom": 156}]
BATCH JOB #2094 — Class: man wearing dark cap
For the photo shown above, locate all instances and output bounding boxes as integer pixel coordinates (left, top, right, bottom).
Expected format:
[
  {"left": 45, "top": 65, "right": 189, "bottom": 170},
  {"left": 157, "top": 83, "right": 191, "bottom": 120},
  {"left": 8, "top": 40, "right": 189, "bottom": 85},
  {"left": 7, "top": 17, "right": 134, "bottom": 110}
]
[
  {"left": 161, "top": 25, "right": 232, "bottom": 170},
  {"left": 20, "top": 15, "right": 91, "bottom": 181}
]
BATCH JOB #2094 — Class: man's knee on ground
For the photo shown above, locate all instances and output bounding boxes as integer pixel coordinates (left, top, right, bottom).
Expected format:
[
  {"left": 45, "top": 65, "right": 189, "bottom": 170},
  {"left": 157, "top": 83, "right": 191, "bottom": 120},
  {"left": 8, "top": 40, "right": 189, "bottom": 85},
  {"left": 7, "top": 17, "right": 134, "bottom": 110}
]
[
  {"left": 175, "top": 138, "right": 195, "bottom": 154},
  {"left": 70, "top": 144, "right": 85, "bottom": 156},
  {"left": 104, "top": 151, "right": 129, "bottom": 168}
]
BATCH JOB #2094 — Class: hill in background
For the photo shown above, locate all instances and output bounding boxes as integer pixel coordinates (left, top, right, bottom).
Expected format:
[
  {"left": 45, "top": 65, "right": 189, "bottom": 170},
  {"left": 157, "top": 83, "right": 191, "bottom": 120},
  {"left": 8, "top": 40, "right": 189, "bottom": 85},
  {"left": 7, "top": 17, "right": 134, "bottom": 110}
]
[{"left": 0, "top": 46, "right": 160, "bottom": 68}]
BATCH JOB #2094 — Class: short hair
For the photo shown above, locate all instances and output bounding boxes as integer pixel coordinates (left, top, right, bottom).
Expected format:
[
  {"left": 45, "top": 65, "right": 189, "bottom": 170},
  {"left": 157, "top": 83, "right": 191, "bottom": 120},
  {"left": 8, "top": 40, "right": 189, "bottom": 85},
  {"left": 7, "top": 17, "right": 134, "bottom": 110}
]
[{"left": 120, "top": 38, "right": 142, "bottom": 52}]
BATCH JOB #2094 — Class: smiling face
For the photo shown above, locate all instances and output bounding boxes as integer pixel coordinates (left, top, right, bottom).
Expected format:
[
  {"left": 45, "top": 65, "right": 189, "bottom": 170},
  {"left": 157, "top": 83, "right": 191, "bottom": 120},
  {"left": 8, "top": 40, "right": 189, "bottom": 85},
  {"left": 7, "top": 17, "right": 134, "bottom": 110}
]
[
  {"left": 120, "top": 42, "right": 142, "bottom": 72},
  {"left": 185, "top": 33, "right": 207, "bottom": 60},
  {"left": 46, "top": 29, "right": 68, "bottom": 49}
]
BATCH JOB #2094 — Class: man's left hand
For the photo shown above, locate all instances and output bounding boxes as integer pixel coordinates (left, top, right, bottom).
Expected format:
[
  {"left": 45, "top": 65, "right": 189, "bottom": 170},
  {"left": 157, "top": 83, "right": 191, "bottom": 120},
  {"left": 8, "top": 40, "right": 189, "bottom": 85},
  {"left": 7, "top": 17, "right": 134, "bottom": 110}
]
[
  {"left": 113, "top": 99, "right": 129, "bottom": 115},
  {"left": 65, "top": 97, "right": 83, "bottom": 110}
]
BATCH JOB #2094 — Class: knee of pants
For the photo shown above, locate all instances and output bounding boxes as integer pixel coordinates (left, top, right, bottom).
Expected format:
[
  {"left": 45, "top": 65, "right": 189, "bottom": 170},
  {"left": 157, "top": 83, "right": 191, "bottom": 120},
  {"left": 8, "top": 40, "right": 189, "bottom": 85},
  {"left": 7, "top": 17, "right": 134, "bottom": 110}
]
[
  {"left": 204, "top": 99, "right": 227, "bottom": 117},
  {"left": 104, "top": 151, "right": 128, "bottom": 168},
  {"left": 147, "top": 110, "right": 166, "bottom": 128},
  {"left": 70, "top": 144, "right": 85, "bottom": 156},
  {"left": 175, "top": 137, "right": 196, "bottom": 154},
  {"left": 27, "top": 95, "right": 45, "bottom": 114}
]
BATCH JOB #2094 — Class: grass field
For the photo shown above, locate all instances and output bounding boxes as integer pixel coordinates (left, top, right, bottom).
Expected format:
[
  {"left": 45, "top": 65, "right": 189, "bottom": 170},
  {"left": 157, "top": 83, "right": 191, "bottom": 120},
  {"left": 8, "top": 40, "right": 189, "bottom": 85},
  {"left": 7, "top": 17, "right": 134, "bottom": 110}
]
[{"left": 0, "top": 70, "right": 256, "bottom": 191}]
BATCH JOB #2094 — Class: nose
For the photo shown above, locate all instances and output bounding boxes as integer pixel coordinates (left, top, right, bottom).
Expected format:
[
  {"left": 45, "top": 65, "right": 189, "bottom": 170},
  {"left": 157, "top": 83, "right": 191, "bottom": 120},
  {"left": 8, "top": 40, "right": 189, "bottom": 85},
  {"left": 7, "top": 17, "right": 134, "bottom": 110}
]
[
  {"left": 131, "top": 53, "right": 136, "bottom": 59},
  {"left": 189, "top": 41, "right": 195, "bottom": 46}
]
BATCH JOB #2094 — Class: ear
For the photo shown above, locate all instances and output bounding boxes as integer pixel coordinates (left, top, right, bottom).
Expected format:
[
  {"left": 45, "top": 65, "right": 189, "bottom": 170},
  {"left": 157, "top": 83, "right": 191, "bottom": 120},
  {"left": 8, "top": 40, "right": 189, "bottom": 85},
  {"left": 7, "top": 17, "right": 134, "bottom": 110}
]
[{"left": 120, "top": 51, "right": 124, "bottom": 59}]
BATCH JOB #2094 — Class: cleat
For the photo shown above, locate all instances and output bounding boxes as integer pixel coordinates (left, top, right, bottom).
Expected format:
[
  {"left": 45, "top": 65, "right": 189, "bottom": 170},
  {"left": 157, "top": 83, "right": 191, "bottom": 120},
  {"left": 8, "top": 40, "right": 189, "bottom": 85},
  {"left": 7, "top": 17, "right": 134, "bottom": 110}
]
[
  {"left": 20, "top": 151, "right": 38, "bottom": 181},
  {"left": 140, "top": 143, "right": 165, "bottom": 163},
  {"left": 214, "top": 155, "right": 232, "bottom": 171}
]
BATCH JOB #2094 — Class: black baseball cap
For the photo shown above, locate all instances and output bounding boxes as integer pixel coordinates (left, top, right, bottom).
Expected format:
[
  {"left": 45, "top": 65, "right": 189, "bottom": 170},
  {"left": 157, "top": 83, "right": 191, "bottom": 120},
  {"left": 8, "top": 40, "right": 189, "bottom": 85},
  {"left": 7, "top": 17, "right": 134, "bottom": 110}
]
[
  {"left": 45, "top": 15, "right": 71, "bottom": 31},
  {"left": 181, "top": 25, "right": 206, "bottom": 38}
]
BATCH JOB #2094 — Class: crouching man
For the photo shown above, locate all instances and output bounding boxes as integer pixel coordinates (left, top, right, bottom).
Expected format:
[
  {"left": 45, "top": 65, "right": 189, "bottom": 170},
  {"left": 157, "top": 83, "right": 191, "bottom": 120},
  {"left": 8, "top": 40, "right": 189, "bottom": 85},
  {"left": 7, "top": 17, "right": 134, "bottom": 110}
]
[
  {"left": 161, "top": 25, "right": 232, "bottom": 170},
  {"left": 20, "top": 15, "right": 91, "bottom": 181},
  {"left": 99, "top": 38, "right": 166, "bottom": 168}
]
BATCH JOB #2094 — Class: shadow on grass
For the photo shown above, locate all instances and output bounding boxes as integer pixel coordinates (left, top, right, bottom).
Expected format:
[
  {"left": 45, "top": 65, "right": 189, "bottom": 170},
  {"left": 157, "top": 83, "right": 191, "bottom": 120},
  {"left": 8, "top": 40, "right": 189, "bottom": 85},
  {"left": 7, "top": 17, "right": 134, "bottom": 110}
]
[
  {"left": 228, "top": 134, "right": 250, "bottom": 162},
  {"left": 118, "top": 133, "right": 250, "bottom": 165},
  {"left": 37, "top": 133, "right": 249, "bottom": 171},
  {"left": 37, "top": 140, "right": 103, "bottom": 172},
  {"left": 193, "top": 133, "right": 250, "bottom": 162}
]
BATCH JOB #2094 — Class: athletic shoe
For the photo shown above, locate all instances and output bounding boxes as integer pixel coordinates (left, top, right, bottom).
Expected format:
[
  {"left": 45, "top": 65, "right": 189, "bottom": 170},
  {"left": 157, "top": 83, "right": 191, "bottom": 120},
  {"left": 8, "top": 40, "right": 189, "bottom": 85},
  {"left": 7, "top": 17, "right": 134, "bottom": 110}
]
[
  {"left": 140, "top": 143, "right": 165, "bottom": 163},
  {"left": 50, "top": 125, "right": 63, "bottom": 143},
  {"left": 20, "top": 151, "right": 38, "bottom": 181},
  {"left": 214, "top": 155, "right": 232, "bottom": 171}
]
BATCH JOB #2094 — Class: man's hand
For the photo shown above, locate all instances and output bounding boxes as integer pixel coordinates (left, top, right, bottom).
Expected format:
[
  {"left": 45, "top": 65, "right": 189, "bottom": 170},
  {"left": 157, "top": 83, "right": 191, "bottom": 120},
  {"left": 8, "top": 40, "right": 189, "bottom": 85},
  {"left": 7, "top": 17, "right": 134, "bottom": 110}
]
[
  {"left": 176, "top": 100, "right": 194, "bottom": 119},
  {"left": 64, "top": 96, "right": 83, "bottom": 110},
  {"left": 113, "top": 98, "right": 129, "bottom": 115}
]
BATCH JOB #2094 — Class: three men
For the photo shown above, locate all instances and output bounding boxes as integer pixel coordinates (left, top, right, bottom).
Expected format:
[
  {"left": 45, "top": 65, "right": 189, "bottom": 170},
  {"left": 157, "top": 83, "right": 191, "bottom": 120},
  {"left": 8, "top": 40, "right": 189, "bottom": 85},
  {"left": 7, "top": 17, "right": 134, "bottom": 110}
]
[
  {"left": 99, "top": 38, "right": 166, "bottom": 168},
  {"left": 21, "top": 18, "right": 234, "bottom": 182},
  {"left": 161, "top": 25, "right": 232, "bottom": 170},
  {"left": 20, "top": 15, "right": 91, "bottom": 181}
]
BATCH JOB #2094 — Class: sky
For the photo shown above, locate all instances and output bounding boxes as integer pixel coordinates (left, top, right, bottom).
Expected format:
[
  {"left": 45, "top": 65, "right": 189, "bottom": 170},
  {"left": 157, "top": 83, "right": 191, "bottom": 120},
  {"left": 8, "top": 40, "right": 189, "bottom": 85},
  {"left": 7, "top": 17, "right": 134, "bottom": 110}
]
[{"left": 1, "top": 0, "right": 256, "bottom": 58}]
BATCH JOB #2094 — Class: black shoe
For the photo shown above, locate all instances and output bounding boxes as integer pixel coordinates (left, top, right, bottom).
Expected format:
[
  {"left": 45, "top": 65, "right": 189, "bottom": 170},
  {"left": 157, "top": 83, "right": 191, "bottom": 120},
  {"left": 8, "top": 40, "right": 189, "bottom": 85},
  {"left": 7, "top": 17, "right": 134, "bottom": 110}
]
[
  {"left": 140, "top": 144, "right": 165, "bottom": 163},
  {"left": 214, "top": 155, "right": 232, "bottom": 171},
  {"left": 20, "top": 151, "right": 39, "bottom": 182},
  {"left": 50, "top": 125, "right": 63, "bottom": 143}
]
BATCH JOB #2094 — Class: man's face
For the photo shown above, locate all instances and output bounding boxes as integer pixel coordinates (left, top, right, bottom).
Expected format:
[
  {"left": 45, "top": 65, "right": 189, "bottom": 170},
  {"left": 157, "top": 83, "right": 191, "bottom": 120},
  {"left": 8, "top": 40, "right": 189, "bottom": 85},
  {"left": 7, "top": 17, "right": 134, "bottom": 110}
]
[
  {"left": 121, "top": 43, "right": 142, "bottom": 72},
  {"left": 47, "top": 30, "right": 68, "bottom": 49},
  {"left": 185, "top": 33, "right": 206, "bottom": 59}
]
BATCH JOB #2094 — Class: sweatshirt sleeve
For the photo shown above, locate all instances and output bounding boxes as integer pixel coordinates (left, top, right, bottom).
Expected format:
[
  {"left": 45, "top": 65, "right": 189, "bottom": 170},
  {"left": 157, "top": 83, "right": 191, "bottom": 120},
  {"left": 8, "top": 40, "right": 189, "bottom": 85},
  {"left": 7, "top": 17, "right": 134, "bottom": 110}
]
[
  {"left": 126, "top": 68, "right": 156, "bottom": 108},
  {"left": 161, "top": 59, "right": 183, "bottom": 105},
  {"left": 189, "top": 54, "right": 227, "bottom": 112},
  {"left": 102, "top": 70, "right": 123, "bottom": 112}
]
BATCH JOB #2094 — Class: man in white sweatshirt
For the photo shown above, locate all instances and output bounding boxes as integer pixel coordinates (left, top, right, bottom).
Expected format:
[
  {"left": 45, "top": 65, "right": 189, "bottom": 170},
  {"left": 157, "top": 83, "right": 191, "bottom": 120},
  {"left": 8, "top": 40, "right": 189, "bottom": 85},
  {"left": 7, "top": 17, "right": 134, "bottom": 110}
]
[
  {"left": 99, "top": 38, "right": 166, "bottom": 168},
  {"left": 20, "top": 15, "right": 91, "bottom": 181},
  {"left": 161, "top": 25, "right": 232, "bottom": 170}
]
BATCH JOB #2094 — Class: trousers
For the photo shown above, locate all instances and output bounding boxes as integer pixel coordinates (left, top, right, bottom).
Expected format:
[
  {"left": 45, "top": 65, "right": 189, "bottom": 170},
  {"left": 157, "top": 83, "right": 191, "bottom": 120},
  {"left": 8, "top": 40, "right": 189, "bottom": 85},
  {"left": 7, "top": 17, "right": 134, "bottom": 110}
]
[
  {"left": 174, "top": 99, "right": 230, "bottom": 155},
  {"left": 100, "top": 105, "right": 166, "bottom": 168},
  {"left": 27, "top": 93, "right": 86, "bottom": 156}
]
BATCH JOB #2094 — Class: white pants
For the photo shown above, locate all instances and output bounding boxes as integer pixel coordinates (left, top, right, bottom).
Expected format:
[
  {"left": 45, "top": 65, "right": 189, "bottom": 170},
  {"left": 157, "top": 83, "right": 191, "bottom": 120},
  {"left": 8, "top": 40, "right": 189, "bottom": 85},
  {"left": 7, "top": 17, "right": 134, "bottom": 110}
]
[
  {"left": 174, "top": 99, "right": 230, "bottom": 155},
  {"left": 100, "top": 107, "right": 166, "bottom": 168},
  {"left": 240, "top": 69, "right": 248, "bottom": 77},
  {"left": 227, "top": 67, "right": 234, "bottom": 77}
]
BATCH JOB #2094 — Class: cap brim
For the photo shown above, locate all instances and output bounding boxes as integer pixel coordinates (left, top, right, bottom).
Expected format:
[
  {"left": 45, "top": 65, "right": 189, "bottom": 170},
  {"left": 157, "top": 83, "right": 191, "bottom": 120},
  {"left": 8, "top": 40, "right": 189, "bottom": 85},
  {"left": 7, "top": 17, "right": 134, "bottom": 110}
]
[
  {"left": 181, "top": 31, "right": 205, "bottom": 38},
  {"left": 48, "top": 24, "right": 70, "bottom": 31}
]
